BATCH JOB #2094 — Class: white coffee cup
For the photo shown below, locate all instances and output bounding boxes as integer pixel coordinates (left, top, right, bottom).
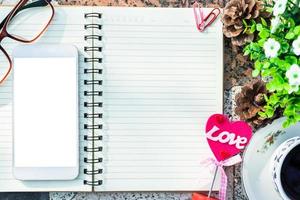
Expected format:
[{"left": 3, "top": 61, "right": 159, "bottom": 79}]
[{"left": 271, "top": 136, "right": 300, "bottom": 200}]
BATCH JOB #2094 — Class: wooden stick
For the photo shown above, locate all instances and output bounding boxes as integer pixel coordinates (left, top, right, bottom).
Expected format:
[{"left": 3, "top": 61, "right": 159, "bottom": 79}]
[{"left": 208, "top": 166, "right": 218, "bottom": 198}]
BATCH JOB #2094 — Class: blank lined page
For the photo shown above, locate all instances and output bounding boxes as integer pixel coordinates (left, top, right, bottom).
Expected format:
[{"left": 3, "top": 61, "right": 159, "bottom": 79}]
[
  {"left": 97, "top": 7, "right": 223, "bottom": 191},
  {"left": 0, "top": 7, "right": 92, "bottom": 191}
]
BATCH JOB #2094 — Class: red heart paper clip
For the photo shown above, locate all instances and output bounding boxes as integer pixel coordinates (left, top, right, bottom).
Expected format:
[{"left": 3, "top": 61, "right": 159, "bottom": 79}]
[{"left": 193, "top": 2, "right": 221, "bottom": 32}]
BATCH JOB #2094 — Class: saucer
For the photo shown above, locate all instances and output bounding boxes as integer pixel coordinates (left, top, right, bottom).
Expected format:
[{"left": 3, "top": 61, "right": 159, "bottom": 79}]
[{"left": 242, "top": 117, "right": 300, "bottom": 200}]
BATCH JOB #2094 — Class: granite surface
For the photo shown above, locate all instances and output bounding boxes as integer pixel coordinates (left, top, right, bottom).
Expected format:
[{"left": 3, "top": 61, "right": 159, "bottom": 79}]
[{"left": 0, "top": 0, "right": 250, "bottom": 199}]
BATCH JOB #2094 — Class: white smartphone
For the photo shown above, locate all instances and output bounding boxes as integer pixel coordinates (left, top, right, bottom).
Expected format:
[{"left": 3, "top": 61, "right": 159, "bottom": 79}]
[{"left": 12, "top": 44, "right": 79, "bottom": 180}]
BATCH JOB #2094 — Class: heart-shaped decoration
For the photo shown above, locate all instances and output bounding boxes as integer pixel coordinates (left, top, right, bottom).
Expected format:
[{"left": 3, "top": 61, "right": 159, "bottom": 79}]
[{"left": 205, "top": 114, "right": 252, "bottom": 161}]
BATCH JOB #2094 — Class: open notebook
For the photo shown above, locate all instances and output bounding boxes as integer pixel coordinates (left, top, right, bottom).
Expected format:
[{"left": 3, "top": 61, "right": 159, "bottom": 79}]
[{"left": 0, "top": 6, "right": 223, "bottom": 192}]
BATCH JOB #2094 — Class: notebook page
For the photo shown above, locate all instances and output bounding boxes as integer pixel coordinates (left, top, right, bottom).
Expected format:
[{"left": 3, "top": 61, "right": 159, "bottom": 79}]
[
  {"left": 95, "top": 7, "right": 223, "bottom": 191},
  {"left": 0, "top": 7, "right": 92, "bottom": 191}
]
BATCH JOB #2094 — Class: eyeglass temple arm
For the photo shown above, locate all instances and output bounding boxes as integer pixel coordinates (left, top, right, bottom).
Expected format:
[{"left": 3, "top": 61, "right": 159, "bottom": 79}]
[{"left": 0, "top": 0, "right": 52, "bottom": 30}]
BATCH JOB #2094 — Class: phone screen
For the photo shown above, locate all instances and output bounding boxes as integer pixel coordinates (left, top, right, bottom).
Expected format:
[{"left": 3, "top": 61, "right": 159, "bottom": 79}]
[{"left": 13, "top": 57, "right": 78, "bottom": 168}]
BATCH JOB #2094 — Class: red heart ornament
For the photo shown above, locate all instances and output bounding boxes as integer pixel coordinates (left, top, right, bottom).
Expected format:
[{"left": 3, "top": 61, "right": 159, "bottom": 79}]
[{"left": 205, "top": 114, "right": 252, "bottom": 161}]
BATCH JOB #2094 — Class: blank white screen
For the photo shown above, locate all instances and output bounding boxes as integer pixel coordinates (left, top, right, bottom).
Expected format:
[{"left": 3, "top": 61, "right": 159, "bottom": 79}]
[{"left": 14, "top": 57, "right": 78, "bottom": 167}]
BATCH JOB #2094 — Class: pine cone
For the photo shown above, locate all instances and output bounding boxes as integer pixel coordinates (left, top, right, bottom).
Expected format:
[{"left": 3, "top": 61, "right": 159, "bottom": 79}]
[
  {"left": 222, "top": 0, "right": 264, "bottom": 46},
  {"left": 235, "top": 79, "right": 268, "bottom": 128},
  {"left": 231, "top": 33, "right": 254, "bottom": 46}
]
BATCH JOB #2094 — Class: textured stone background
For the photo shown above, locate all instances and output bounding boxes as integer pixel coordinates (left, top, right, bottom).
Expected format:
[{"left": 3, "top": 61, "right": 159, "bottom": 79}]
[{"left": 0, "top": 0, "right": 250, "bottom": 199}]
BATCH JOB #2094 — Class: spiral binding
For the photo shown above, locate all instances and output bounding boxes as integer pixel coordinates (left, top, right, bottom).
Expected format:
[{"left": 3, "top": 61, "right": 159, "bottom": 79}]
[
  {"left": 83, "top": 180, "right": 103, "bottom": 186},
  {"left": 83, "top": 12, "right": 103, "bottom": 188}
]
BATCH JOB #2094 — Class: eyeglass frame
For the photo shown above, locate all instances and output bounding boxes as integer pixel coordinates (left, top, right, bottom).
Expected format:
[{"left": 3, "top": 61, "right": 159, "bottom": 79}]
[{"left": 0, "top": 0, "right": 54, "bottom": 84}]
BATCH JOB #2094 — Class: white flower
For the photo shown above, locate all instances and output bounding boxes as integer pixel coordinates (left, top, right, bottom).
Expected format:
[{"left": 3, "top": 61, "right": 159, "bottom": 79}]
[
  {"left": 288, "top": 85, "right": 299, "bottom": 94},
  {"left": 273, "top": 0, "right": 288, "bottom": 16},
  {"left": 292, "top": 36, "right": 300, "bottom": 56},
  {"left": 263, "top": 38, "right": 281, "bottom": 58},
  {"left": 286, "top": 64, "right": 300, "bottom": 86},
  {"left": 286, "top": 64, "right": 300, "bottom": 93},
  {"left": 271, "top": 17, "right": 281, "bottom": 33}
]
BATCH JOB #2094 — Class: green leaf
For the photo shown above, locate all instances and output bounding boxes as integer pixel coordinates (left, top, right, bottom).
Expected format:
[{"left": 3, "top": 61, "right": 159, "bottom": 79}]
[
  {"left": 250, "top": 42, "right": 261, "bottom": 51},
  {"left": 261, "top": 17, "right": 267, "bottom": 26},
  {"left": 255, "top": 60, "right": 263, "bottom": 70},
  {"left": 295, "top": 100, "right": 300, "bottom": 110},
  {"left": 264, "top": 94, "right": 269, "bottom": 102},
  {"left": 266, "top": 7, "right": 273, "bottom": 13},
  {"left": 281, "top": 42, "right": 290, "bottom": 53},
  {"left": 258, "top": 111, "right": 267, "bottom": 118},
  {"left": 261, "top": 69, "right": 270, "bottom": 77},
  {"left": 250, "top": 23, "right": 256, "bottom": 33},
  {"left": 285, "top": 56, "right": 298, "bottom": 64},
  {"left": 252, "top": 69, "right": 260, "bottom": 77},
  {"left": 242, "top": 19, "right": 248, "bottom": 28},
  {"left": 283, "top": 83, "right": 291, "bottom": 92},
  {"left": 258, "top": 38, "right": 266, "bottom": 47},
  {"left": 259, "top": 29, "right": 269, "bottom": 39},
  {"left": 256, "top": 23, "right": 263, "bottom": 31},
  {"left": 285, "top": 32, "right": 295, "bottom": 40},
  {"left": 284, "top": 105, "right": 296, "bottom": 116},
  {"left": 264, "top": 105, "right": 275, "bottom": 118},
  {"left": 266, "top": 108, "right": 275, "bottom": 118},
  {"left": 283, "top": 119, "right": 291, "bottom": 128},
  {"left": 295, "top": 114, "right": 300, "bottom": 121},
  {"left": 283, "top": 117, "right": 297, "bottom": 128},
  {"left": 288, "top": 18, "right": 295, "bottom": 28},
  {"left": 280, "top": 97, "right": 289, "bottom": 107},
  {"left": 294, "top": 26, "right": 300, "bottom": 35},
  {"left": 269, "top": 94, "right": 279, "bottom": 105},
  {"left": 266, "top": 81, "right": 276, "bottom": 92},
  {"left": 270, "top": 57, "right": 279, "bottom": 64},
  {"left": 263, "top": 62, "right": 270, "bottom": 69},
  {"left": 244, "top": 49, "right": 250, "bottom": 56},
  {"left": 275, "top": 60, "right": 290, "bottom": 71}
]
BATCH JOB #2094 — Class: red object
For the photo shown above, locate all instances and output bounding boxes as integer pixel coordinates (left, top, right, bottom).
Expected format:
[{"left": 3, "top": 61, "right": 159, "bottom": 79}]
[
  {"left": 193, "top": 2, "right": 221, "bottom": 32},
  {"left": 220, "top": 150, "right": 231, "bottom": 160},
  {"left": 0, "top": 0, "right": 55, "bottom": 85},
  {"left": 216, "top": 115, "right": 225, "bottom": 124},
  {"left": 205, "top": 114, "right": 252, "bottom": 161},
  {"left": 192, "top": 193, "right": 218, "bottom": 200}
]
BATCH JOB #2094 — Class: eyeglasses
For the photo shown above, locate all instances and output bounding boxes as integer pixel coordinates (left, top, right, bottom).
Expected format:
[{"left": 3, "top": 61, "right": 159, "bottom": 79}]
[{"left": 0, "top": 0, "right": 54, "bottom": 85}]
